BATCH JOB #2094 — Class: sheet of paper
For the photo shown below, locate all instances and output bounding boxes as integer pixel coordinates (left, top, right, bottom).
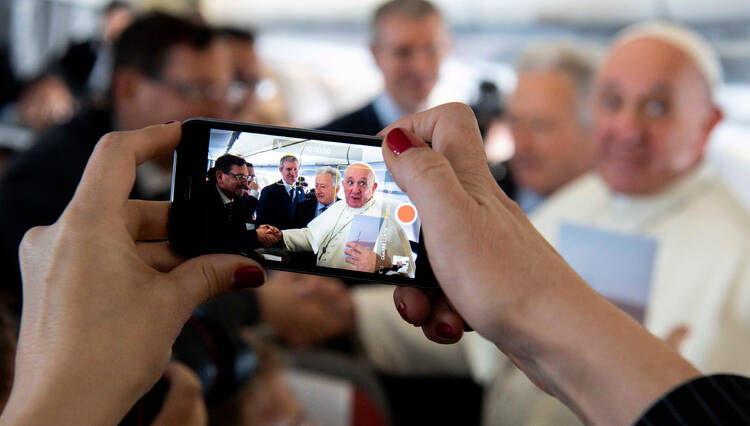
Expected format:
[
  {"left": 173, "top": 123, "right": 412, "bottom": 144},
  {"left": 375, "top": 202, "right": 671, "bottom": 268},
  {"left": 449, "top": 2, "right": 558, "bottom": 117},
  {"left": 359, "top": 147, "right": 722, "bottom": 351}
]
[
  {"left": 344, "top": 215, "right": 381, "bottom": 258},
  {"left": 557, "top": 222, "right": 658, "bottom": 323}
]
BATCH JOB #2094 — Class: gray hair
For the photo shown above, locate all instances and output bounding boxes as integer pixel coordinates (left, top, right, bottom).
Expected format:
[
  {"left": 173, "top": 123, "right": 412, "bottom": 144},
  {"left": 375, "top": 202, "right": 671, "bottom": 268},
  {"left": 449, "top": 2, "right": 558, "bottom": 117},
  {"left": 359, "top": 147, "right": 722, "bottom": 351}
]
[
  {"left": 278, "top": 154, "right": 298, "bottom": 169},
  {"left": 315, "top": 166, "right": 339, "bottom": 186},
  {"left": 371, "top": 0, "right": 442, "bottom": 45},
  {"left": 517, "top": 42, "right": 600, "bottom": 128}
]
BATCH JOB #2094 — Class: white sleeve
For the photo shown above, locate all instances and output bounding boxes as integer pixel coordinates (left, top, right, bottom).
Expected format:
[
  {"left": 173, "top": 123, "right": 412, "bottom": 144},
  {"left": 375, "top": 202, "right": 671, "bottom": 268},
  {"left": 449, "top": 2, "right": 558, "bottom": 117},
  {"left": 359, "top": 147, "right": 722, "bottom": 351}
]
[{"left": 283, "top": 228, "right": 314, "bottom": 253}]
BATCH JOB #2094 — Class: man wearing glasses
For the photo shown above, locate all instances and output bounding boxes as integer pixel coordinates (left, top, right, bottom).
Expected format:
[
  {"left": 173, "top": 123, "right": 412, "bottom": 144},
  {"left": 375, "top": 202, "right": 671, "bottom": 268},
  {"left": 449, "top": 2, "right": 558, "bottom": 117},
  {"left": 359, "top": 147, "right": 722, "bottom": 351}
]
[{"left": 0, "top": 13, "right": 238, "bottom": 303}]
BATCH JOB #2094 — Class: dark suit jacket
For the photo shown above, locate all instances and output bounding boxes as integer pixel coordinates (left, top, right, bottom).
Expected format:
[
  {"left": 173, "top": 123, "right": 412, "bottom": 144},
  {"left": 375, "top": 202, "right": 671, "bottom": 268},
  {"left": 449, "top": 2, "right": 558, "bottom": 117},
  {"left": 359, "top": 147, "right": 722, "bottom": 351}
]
[
  {"left": 171, "top": 183, "right": 259, "bottom": 257},
  {"left": 255, "top": 180, "right": 306, "bottom": 230},
  {"left": 292, "top": 197, "right": 340, "bottom": 228},
  {"left": 318, "top": 101, "right": 384, "bottom": 136}
]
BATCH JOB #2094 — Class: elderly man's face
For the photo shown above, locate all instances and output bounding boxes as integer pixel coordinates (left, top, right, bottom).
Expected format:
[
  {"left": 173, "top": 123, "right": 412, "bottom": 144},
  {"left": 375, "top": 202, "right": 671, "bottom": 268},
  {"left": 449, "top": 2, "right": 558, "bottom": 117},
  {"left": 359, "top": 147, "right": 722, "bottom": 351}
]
[
  {"left": 509, "top": 70, "right": 593, "bottom": 196},
  {"left": 372, "top": 13, "right": 448, "bottom": 114},
  {"left": 217, "top": 164, "right": 249, "bottom": 199},
  {"left": 592, "top": 38, "right": 720, "bottom": 195},
  {"left": 315, "top": 173, "right": 337, "bottom": 206},
  {"left": 279, "top": 160, "right": 299, "bottom": 185},
  {"left": 343, "top": 165, "right": 377, "bottom": 208}
]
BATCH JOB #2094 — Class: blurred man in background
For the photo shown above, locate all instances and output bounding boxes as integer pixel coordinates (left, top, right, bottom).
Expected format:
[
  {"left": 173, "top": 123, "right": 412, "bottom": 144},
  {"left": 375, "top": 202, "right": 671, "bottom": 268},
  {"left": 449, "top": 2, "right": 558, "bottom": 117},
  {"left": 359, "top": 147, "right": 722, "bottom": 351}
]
[
  {"left": 0, "top": 12, "right": 234, "bottom": 305},
  {"left": 479, "top": 22, "right": 750, "bottom": 425},
  {"left": 14, "top": 1, "right": 135, "bottom": 130},
  {"left": 320, "top": 0, "right": 450, "bottom": 134},
  {"left": 506, "top": 43, "right": 599, "bottom": 212}
]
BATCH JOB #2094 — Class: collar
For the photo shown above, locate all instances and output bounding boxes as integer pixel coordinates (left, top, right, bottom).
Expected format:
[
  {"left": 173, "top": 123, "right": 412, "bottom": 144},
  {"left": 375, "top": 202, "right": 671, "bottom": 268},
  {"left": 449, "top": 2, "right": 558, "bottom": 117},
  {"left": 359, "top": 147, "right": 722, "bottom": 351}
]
[
  {"left": 607, "top": 162, "right": 716, "bottom": 229},
  {"left": 373, "top": 92, "right": 412, "bottom": 127},
  {"left": 345, "top": 197, "right": 377, "bottom": 213},
  {"left": 516, "top": 187, "right": 545, "bottom": 213},
  {"left": 282, "top": 181, "right": 295, "bottom": 193},
  {"left": 215, "top": 183, "right": 233, "bottom": 205}
]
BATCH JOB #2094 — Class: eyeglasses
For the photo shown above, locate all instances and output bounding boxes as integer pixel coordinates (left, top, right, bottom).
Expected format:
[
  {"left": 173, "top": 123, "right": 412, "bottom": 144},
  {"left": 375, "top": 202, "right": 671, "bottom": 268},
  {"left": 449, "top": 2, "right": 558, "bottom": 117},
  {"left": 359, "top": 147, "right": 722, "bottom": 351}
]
[
  {"left": 151, "top": 78, "right": 250, "bottom": 104},
  {"left": 226, "top": 172, "right": 251, "bottom": 182}
]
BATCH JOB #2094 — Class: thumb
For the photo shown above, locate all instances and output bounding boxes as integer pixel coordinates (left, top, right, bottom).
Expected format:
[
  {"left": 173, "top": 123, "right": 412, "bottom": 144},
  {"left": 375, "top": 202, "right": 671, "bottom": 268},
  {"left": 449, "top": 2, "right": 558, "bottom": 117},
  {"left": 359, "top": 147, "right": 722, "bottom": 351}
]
[
  {"left": 382, "top": 127, "right": 471, "bottom": 229},
  {"left": 167, "top": 253, "right": 265, "bottom": 307}
]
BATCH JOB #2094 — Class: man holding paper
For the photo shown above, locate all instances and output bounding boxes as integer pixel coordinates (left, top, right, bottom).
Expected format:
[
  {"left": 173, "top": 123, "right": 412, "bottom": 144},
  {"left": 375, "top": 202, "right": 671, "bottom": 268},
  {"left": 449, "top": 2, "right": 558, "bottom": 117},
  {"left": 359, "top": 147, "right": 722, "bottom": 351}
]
[{"left": 272, "top": 162, "right": 415, "bottom": 277}]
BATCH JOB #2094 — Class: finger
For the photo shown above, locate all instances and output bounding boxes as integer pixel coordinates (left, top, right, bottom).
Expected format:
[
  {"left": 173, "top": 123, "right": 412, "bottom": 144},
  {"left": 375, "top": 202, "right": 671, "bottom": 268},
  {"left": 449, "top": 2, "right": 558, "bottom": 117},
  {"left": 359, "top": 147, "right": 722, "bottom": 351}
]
[
  {"left": 381, "top": 127, "right": 474, "bottom": 236},
  {"left": 344, "top": 257, "right": 358, "bottom": 266},
  {"left": 393, "top": 286, "right": 433, "bottom": 326},
  {"left": 136, "top": 241, "right": 184, "bottom": 272},
  {"left": 378, "top": 103, "right": 494, "bottom": 189},
  {"left": 421, "top": 296, "right": 465, "bottom": 344},
  {"left": 71, "top": 121, "right": 181, "bottom": 214},
  {"left": 167, "top": 254, "right": 265, "bottom": 308},
  {"left": 127, "top": 200, "right": 170, "bottom": 241}
]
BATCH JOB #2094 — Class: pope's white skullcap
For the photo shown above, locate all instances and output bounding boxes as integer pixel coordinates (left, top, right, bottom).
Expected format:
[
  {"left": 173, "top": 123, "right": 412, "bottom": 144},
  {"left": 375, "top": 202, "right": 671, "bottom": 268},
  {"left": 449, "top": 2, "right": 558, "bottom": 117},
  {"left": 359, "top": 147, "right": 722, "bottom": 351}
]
[{"left": 613, "top": 22, "right": 722, "bottom": 93}]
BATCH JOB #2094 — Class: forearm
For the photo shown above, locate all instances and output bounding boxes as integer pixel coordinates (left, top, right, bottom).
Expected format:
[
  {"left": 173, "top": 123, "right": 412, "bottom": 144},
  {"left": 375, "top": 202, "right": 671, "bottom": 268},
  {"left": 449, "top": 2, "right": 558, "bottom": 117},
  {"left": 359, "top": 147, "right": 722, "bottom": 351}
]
[{"left": 503, "top": 276, "right": 700, "bottom": 426}]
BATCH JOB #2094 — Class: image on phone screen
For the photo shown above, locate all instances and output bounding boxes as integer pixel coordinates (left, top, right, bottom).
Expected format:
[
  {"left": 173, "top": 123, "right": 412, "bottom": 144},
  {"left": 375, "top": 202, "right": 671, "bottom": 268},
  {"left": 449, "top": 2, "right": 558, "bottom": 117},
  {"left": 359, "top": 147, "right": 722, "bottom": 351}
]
[{"left": 170, "top": 120, "right": 436, "bottom": 287}]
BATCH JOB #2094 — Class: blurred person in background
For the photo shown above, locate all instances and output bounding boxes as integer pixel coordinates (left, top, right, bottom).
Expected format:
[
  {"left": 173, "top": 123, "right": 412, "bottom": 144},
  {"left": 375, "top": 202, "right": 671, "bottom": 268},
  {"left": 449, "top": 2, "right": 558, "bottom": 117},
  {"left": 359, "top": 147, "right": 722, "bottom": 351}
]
[
  {"left": 13, "top": 1, "right": 135, "bottom": 130},
  {"left": 0, "top": 12, "right": 234, "bottom": 307},
  {"left": 320, "top": 0, "right": 450, "bottom": 135},
  {"left": 505, "top": 42, "right": 598, "bottom": 212},
  {"left": 478, "top": 22, "right": 750, "bottom": 425}
]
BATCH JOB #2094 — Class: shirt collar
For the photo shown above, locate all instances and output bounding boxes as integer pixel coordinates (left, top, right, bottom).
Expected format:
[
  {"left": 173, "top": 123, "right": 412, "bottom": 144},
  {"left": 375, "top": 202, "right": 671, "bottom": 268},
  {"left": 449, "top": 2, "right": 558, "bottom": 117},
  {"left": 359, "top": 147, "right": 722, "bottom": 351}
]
[
  {"left": 517, "top": 187, "right": 545, "bottom": 213},
  {"left": 215, "top": 183, "right": 233, "bottom": 205},
  {"left": 372, "top": 92, "right": 411, "bottom": 127}
]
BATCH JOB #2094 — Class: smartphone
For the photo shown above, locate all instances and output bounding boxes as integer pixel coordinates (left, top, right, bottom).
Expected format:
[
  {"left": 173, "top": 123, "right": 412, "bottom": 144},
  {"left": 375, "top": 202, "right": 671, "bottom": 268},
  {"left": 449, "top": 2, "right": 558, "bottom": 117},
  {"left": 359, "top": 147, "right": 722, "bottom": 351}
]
[{"left": 169, "top": 118, "right": 438, "bottom": 288}]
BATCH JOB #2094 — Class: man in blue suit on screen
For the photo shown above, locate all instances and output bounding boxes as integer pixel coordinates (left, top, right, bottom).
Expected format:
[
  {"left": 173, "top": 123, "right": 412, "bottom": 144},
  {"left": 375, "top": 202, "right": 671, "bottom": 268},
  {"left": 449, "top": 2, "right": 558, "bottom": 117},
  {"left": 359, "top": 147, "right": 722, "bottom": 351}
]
[{"left": 255, "top": 154, "right": 306, "bottom": 230}]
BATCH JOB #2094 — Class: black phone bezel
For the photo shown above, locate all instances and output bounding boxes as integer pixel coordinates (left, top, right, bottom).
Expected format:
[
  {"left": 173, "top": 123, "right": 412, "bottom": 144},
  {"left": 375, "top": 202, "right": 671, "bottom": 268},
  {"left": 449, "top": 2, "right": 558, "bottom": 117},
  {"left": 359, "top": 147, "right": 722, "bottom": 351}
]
[{"left": 169, "top": 118, "right": 439, "bottom": 288}]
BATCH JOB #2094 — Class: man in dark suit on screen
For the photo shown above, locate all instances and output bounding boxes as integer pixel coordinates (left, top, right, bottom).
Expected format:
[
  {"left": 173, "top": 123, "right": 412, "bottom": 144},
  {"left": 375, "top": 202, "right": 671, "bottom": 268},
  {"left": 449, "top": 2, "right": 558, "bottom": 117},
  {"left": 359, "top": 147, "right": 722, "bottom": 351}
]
[
  {"left": 255, "top": 154, "right": 306, "bottom": 230},
  {"left": 173, "top": 154, "right": 278, "bottom": 255},
  {"left": 319, "top": 0, "right": 450, "bottom": 135}
]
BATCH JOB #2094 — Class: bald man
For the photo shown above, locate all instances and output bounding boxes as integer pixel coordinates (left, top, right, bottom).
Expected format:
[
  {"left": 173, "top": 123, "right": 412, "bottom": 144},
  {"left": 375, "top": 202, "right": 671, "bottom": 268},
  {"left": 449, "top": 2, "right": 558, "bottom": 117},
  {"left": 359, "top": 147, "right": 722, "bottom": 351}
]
[{"left": 277, "top": 163, "right": 415, "bottom": 277}]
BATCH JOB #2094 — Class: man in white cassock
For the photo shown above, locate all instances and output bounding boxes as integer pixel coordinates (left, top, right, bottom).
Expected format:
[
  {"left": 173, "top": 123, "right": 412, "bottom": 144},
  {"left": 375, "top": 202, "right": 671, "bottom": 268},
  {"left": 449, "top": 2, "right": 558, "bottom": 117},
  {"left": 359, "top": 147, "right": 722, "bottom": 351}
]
[
  {"left": 332, "top": 23, "right": 750, "bottom": 426},
  {"left": 279, "top": 162, "right": 415, "bottom": 278}
]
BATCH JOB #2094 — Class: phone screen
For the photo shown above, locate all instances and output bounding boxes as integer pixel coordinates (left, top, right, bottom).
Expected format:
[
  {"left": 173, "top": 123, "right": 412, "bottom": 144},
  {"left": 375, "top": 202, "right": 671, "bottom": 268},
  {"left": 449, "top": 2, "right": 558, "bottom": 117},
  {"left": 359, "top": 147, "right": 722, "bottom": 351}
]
[{"left": 170, "top": 119, "right": 437, "bottom": 288}]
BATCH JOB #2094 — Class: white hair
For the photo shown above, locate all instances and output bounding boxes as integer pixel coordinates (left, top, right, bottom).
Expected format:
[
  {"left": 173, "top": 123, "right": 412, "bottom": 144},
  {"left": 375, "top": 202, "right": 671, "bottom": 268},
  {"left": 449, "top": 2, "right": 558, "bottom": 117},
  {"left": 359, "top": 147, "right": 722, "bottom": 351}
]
[
  {"left": 315, "top": 166, "right": 339, "bottom": 185},
  {"left": 613, "top": 22, "right": 722, "bottom": 96}
]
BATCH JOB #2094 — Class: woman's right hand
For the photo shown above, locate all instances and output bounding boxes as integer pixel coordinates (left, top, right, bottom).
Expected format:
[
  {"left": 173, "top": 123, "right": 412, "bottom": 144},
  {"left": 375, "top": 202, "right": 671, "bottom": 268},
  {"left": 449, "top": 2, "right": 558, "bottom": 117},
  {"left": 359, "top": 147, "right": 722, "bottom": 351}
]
[{"left": 378, "top": 103, "right": 699, "bottom": 426}]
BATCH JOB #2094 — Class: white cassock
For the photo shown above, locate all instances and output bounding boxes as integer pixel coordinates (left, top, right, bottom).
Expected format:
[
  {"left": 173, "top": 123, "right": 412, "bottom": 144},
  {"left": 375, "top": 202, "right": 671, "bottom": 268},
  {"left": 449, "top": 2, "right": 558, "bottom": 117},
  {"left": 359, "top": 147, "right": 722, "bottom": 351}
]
[
  {"left": 348, "top": 162, "right": 750, "bottom": 425},
  {"left": 282, "top": 198, "right": 415, "bottom": 277}
]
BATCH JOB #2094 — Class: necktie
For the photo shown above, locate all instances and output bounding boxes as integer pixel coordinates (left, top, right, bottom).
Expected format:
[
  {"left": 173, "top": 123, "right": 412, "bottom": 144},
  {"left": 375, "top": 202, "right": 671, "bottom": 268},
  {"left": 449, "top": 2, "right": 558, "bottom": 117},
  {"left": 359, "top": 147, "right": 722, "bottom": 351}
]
[
  {"left": 224, "top": 201, "right": 233, "bottom": 223},
  {"left": 319, "top": 205, "right": 328, "bottom": 217},
  {"left": 289, "top": 188, "right": 296, "bottom": 217}
]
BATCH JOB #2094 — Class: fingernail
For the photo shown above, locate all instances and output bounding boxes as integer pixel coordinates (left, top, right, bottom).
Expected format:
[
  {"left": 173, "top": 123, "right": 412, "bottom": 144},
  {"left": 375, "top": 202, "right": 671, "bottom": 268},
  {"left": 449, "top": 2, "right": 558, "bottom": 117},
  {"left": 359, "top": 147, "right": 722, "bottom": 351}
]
[
  {"left": 436, "top": 323, "right": 453, "bottom": 338},
  {"left": 397, "top": 301, "right": 409, "bottom": 322},
  {"left": 386, "top": 127, "right": 416, "bottom": 156},
  {"left": 163, "top": 120, "right": 178, "bottom": 125},
  {"left": 234, "top": 266, "right": 265, "bottom": 288}
]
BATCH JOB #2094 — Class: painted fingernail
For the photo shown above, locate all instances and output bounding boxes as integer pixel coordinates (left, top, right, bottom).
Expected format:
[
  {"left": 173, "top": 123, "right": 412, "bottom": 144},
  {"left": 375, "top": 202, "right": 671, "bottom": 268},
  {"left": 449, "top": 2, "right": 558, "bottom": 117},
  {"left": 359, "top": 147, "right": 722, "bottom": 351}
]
[
  {"left": 397, "top": 302, "right": 409, "bottom": 322},
  {"left": 234, "top": 266, "right": 265, "bottom": 288},
  {"left": 386, "top": 127, "right": 416, "bottom": 156},
  {"left": 436, "top": 323, "right": 453, "bottom": 338},
  {"left": 163, "top": 120, "right": 178, "bottom": 125}
]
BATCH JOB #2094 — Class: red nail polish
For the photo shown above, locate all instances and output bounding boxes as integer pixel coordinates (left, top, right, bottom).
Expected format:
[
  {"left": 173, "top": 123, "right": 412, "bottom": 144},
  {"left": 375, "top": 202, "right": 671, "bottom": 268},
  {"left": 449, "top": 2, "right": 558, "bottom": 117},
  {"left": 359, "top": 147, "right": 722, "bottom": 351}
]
[
  {"left": 163, "top": 120, "right": 178, "bottom": 125},
  {"left": 397, "top": 302, "right": 408, "bottom": 321},
  {"left": 386, "top": 127, "right": 415, "bottom": 156},
  {"left": 436, "top": 323, "right": 453, "bottom": 338},
  {"left": 234, "top": 266, "right": 265, "bottom": 288}
]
